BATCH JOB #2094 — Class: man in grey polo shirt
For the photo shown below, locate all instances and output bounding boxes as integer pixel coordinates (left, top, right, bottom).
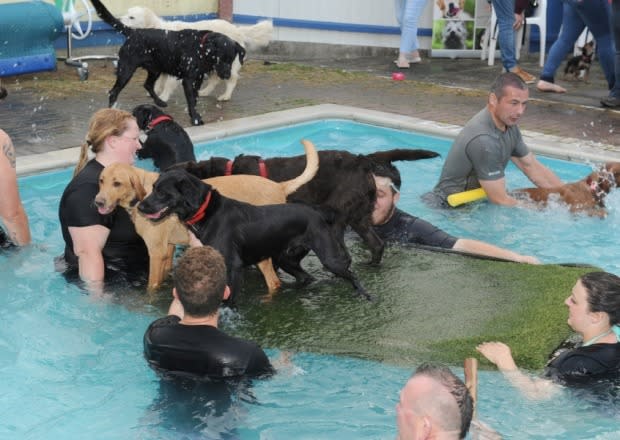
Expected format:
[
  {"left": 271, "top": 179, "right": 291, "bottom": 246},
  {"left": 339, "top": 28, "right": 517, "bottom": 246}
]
[{"left": 432, "top": 73, "right": 562, "bottom": 206}]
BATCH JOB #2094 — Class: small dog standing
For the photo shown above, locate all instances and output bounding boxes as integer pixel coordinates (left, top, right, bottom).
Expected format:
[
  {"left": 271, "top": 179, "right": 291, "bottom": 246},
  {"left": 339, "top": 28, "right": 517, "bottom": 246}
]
[
  {"left": 132, "top": 104, "right": 195, "bottom": 171},
  {"left": 564, "top": 41, "right": 595, "bottom": 82}
]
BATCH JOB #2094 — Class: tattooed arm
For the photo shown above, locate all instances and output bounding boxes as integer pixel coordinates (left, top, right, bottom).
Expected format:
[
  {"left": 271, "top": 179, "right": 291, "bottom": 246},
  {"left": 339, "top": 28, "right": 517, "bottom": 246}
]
[{"left": 0, "top": 129, "right": 31, "bottom": 245}]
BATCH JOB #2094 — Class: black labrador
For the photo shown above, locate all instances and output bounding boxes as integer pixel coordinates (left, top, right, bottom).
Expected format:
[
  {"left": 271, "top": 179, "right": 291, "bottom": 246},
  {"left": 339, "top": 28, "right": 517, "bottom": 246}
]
[
  {"left": 171, "top": 148, "right": 440, "bottom": 265},
  {"left": 90, "top": 0, "right": 245, "bottom": 126},
  {"left": 138, "top": 169, "right": 372, "bottom": 303},
  {"left": 132, "top": 104, "right": 195, "bottom": 171}
]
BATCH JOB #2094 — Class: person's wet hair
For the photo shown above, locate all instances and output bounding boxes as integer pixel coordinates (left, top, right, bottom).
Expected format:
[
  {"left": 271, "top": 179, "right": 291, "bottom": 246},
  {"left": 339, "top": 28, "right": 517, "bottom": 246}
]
[
  {"left": 414, "top": 363, "right": 473, "bottom": 439},
  {"left": 372, "top": 162, "right": 402, "bottom": 193},
  {"left": 173, "top": 246, "right": 228, "bottom": 316},
  {"left": 490, "top": 72, "right": 527, "bottom": 100},
  {"left": 74, "top": 108, "right": 135, "bottom": 177},
  {"left": 580, "top": 271, "right": 620, "bottom": 325}
]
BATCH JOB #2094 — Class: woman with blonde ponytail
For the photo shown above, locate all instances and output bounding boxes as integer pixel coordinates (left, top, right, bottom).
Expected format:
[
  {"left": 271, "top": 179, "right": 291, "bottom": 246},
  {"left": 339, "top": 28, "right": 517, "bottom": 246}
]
[{"left": 58, "top": 108, "right": 148, "bottom": 289}]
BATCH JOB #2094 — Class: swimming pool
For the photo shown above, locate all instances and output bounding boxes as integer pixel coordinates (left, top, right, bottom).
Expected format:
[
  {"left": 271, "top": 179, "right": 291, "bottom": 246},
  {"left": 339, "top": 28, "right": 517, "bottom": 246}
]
[{"left": 3, "top": 119, "right": 619, "bottom": 439}]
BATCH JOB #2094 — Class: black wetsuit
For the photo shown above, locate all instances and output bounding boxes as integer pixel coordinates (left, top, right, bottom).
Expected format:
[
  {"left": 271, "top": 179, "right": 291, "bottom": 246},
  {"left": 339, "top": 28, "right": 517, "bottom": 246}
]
[
  {"left": 373, "top": 208, "right": 458, "bottom": 248},
  {"left": 545, "top": 342, "right": 620, "bottom": 386},
  {"left": 0, "top": 225, "right": 13, "bottom": 248},
  {"left": 58, "top": 159, "right": 148, "bottom": 274},
  {"left": 144, "top": 315, "right": 274, "bottom": 379}
]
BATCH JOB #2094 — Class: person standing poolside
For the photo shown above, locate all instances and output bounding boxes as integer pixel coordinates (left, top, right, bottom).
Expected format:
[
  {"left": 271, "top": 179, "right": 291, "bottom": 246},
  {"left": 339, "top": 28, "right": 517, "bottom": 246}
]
[
  {"left": 394, "top": 0, "right": 430, "bottom": 68},
  {"left": 396, "top": 363, "right": 473, "bottom": 440},
  {"left": 0, "top": 129, "right": 31, "bottom": 246},
  {"left": 478, "top": 271, "right": 620, "bottom": 399},
  {"left": 490, "top": 0, "right": 536, "bottom": 84},
  {"left": 373, "top": 164, "right": 539, "bottom": 263},
  {"left": 58, "top": 108, "right": 148, "bottom": 289},
  {"left": 144, "top": 246, "right": 274, "bottom": 378},
  {"left": 601, "top": 0, "right": 620, "bottom": 108},
  {"left": 431, "top": 72, "right": 562, "bottom": 206},
  {"left": 536, "top": 0, "right": 615, "bottom": 95}
]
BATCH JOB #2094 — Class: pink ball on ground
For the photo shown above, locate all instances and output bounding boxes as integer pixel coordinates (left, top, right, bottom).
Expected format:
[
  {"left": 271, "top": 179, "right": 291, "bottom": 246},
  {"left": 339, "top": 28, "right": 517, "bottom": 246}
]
[{"left": 392, "top": 72, "right": 405, "bottom": 81}]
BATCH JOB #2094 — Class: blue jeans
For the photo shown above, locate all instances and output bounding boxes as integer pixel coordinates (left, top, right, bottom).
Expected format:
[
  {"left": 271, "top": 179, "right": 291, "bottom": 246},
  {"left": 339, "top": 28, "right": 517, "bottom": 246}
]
[
  {"left": 394, "top": 0, "right": 429, "bottom": 53},
  {"left": 541, "top": 0, "right": 615, "bottom": 89},
  {"left": 492, "top": 0, "right": 517, "bottom": 71},
  {"left": 609, "top": 0, "right": 620, "bottom": 98}
]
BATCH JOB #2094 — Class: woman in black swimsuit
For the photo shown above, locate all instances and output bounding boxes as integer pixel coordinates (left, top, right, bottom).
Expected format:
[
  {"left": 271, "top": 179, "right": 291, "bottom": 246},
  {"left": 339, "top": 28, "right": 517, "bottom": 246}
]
[
  {"left": 58, "top": 108, "right": 148, "bottom": 291},
  {"left": 477, "top": 271, "right": 620, "bottom": 398}
]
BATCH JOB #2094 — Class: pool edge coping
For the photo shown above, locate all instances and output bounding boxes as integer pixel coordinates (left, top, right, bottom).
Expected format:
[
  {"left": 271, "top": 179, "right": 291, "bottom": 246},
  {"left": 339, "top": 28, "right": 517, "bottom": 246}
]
[{"left": 16, "top": 104, "right": 620, "bottom": 176}]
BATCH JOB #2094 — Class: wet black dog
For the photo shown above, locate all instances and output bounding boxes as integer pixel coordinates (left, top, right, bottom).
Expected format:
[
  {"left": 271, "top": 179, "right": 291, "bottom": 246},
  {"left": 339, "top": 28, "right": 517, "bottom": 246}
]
[
  {"left": 132, "top": 104, "right": 195, "bottom": 170},
  {"left": 171, "top": 148, "right": 440, "bottom": 265},
  {"left": 90, "top": 0, "right": 245, "bottom": 126},
  {"left": 564, "top": 41, "right": 595, "bottom": 82},
  {"left": 138, "top": 169, "right": 372, "bottom": 303}
]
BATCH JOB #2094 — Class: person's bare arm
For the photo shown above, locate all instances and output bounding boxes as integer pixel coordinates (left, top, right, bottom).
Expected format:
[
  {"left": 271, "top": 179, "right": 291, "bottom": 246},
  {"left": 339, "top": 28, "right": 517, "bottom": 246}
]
[
  {"left": 453, "top": 239, "right": 539, "bottom": 264},
  {"left": 0, "top": 131, "right": 31, "bottom": 245},
  {"left": 512, "top": 153, "right": 563, "bottom": 188},
  {"left": 479, "top": 178, "right": 519, "bottom": 206},
  {"left": 69, "top": 225, "right": 109, "bottom": 283},
  {"left": 477, "top": 342, "right": 559, "bottom": 400}
]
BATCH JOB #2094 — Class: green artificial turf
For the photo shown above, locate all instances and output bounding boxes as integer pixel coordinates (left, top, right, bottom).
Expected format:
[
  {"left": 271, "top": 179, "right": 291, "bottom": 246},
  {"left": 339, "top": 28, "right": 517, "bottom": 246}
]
[{"left": 212, "top": 245, "right": 597, "bottom": 371}]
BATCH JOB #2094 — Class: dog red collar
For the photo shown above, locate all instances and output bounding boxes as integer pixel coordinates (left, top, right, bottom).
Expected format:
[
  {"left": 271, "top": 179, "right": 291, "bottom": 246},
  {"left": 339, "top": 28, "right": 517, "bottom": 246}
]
[
  {"left": 224, "top": 159, "right": 269, "bottom": 178},
  {"left": 186, "top": 191, "right": 212, "bottom": 225},
  {"left": 147, "top": 115, "right": 172, "bottom": 130},
  {"left": 200, "top": 32, "right": 210, "bottom": 47}
]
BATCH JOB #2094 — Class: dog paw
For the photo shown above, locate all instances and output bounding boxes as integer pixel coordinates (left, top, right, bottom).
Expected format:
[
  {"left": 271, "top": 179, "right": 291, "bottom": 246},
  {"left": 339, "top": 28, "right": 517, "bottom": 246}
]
[
  {"left": 154, "top": 98, "right": 168, "bottom": 108},
  {"left": 192, "top": 117, "right": 204, "bottom": 126},
  {"left": 216, "top": 95, "right": 231, "bottom": 102}
]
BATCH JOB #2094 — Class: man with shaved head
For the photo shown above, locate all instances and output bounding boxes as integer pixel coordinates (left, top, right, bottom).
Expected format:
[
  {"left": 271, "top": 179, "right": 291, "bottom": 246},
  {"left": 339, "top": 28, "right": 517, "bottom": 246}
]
[{"left": 396, "top": 364, "right": 473, "bottom": 440}]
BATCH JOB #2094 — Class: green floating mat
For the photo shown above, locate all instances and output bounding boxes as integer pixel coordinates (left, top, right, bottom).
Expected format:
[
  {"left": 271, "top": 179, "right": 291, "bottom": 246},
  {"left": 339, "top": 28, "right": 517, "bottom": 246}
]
[{"left": 225, "top": 245, "right": 596, "bottom": 371}]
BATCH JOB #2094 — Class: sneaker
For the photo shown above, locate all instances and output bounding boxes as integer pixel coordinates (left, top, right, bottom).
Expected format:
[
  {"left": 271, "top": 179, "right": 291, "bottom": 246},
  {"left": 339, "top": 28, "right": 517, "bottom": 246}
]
[
  {"left": 406, "top": 51, "right": 422, "bottom": 63},
  {"left": 601, "top": 96, "right": 620, "bottom": 108},
  {"left": 394, "top": 54, "right": 410, "bottom": 69},
  {"left": 510, "top": 66, "right": 536, "bottom": 84}
]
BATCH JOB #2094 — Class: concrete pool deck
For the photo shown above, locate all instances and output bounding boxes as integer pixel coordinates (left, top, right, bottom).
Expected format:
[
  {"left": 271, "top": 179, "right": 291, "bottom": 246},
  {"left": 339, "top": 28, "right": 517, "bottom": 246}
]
[{"left": 2, "top": 47, "right": 619, "bottom": 175}]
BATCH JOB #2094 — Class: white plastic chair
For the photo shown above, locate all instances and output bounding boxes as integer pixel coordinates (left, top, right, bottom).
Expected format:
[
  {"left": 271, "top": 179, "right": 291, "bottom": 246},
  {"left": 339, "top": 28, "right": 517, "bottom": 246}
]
[{"left": 484, "top": 0, "right": 547, "bottom": 67}]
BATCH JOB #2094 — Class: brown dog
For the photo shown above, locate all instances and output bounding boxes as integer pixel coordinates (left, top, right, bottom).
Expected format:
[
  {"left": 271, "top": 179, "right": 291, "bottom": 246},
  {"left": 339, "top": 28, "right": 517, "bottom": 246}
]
[
  {"left": 514, "top": 162, "right": 620, "bottom": 217},
  {"left": 94, "top": 139, "right": 318, "bottom": 291}
]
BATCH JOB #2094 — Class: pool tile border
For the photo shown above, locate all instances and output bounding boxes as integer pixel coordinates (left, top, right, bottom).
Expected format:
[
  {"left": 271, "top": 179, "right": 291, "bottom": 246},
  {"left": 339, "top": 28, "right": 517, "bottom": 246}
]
[{"left": 16, "top": 104, "right": 620, "bottom": 176}]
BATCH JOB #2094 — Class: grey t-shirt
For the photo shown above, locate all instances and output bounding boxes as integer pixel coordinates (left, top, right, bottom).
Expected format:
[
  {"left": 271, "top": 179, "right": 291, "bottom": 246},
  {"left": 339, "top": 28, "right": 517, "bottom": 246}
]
[{"left": 433, "top": 107, "right": 529, "bottom": 200}]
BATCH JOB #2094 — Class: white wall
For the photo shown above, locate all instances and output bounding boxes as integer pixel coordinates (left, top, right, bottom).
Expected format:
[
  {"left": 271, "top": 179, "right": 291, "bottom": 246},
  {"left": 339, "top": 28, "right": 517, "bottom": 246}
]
[{"left": 234, "top": 0, "right": 435, "bottom": 50}]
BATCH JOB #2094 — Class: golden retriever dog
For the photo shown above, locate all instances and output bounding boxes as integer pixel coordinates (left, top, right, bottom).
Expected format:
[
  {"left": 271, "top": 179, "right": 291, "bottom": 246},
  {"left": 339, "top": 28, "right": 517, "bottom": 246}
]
[
  {"left": 121, "top": 6, "right": 273, "bottom": 102},
  {"left": 513, "top": 162, "right": 620, "bottom": 217},
  {"left": 94, "top": 140, "right": 318, "bottom": 292}
]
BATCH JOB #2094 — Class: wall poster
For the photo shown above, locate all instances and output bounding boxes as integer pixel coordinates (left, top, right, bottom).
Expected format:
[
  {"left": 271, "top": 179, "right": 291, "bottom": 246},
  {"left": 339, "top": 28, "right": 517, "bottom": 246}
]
[{"left": 431, "top": 0, "right": 494, "bottom": 58}]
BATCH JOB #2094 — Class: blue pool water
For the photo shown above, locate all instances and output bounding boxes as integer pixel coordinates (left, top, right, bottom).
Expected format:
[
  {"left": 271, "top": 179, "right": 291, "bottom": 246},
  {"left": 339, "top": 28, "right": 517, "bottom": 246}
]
[{"left": 2, "top": 119, "right": 619, "bottom": 439}]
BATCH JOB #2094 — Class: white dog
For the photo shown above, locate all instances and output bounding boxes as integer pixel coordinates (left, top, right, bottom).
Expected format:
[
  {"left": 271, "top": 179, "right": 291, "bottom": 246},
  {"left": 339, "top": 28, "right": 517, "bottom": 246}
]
[
  {"left": 121, "top": 7, "right": 273, "bottom": 102},
  {"left": 442, "top": 20, "right": 468, "bottom": 50}
]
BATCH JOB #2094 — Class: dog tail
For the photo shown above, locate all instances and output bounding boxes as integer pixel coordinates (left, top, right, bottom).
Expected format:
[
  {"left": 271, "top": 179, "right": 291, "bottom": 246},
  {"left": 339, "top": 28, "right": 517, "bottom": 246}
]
[
  {"left": 366, "top": 149, "right": 440, "bottom": 164},
  {"left": 90, "top": 0, "right": 131, "bottom": 36},
  {"left": 238, "top": 20, "right": 274, "bottom": 51},
  {"left": 281, "top": 140, "right": 319, "bottom": 196}
]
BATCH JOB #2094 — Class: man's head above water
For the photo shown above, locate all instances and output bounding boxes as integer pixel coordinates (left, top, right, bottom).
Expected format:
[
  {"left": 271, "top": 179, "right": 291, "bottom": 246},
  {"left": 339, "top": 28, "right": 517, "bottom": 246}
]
[{"left": 372, "top": 163, "right": 402, "bottom": 226}]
